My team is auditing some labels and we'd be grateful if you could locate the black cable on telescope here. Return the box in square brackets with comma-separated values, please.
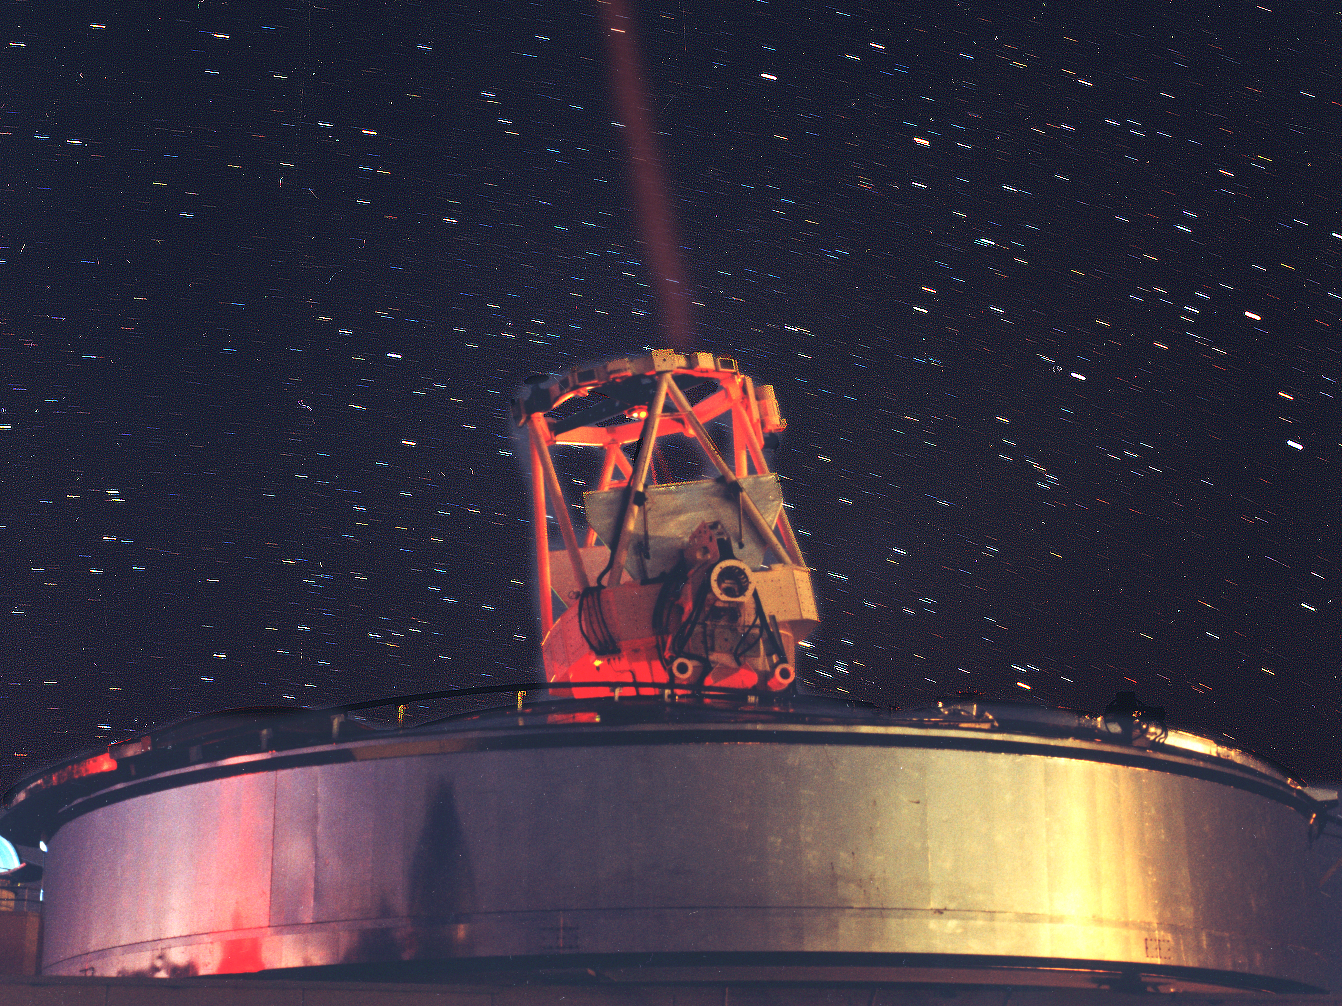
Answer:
[578, 585, 620, 655]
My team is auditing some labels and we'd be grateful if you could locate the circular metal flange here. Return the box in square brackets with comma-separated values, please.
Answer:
[709, 560, 753, 604]
[670, 657, 704, 683]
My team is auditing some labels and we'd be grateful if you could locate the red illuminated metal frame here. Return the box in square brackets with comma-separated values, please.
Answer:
[516, 350, 809, 692]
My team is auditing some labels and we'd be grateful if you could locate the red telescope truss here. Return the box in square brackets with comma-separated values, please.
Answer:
[511, 350, 819, 694]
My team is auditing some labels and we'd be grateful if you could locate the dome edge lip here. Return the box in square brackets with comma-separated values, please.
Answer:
[7, 705, 1324, 850]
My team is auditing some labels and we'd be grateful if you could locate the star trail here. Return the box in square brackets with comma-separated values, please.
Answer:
[1, 1, 1338, 789]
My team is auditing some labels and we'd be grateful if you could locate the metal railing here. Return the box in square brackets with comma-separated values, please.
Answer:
[0, 885, 42, 914]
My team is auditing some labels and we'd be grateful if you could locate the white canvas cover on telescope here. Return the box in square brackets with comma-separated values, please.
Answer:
[582, 474, 784, 582]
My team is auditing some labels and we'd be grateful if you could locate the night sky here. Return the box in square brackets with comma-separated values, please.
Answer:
[2, 1, 1338, 791]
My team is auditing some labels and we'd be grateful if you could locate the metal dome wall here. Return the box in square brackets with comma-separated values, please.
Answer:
[6, 698, 1335, 992]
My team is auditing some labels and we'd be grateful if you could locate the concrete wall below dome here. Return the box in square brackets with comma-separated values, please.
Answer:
[34, 716, 1336, 992]
[0, 908, 41, 975]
